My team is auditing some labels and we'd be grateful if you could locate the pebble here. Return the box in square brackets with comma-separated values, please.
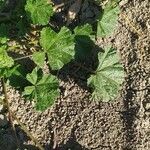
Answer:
[119, 0, 129, 6]
[0, 104, 4, 113]
[145, 103, 150, 111]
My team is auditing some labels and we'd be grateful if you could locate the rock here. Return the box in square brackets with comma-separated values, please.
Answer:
[119, 0, 129, 6]
[145, 103, 150, 111]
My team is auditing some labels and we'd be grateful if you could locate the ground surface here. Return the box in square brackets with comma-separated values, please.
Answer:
[0, 0, 150, 150]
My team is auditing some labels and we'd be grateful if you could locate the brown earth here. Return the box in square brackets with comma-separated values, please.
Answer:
[0, 0, 149, 150]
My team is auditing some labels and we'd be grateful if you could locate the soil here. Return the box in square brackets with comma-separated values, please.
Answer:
[0, 0, 150, 150]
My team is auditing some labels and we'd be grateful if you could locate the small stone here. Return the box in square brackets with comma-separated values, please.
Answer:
[0, 104, 4, 113]
[0, 114, 8, 127]
[119, 0, 129, 7]
[145, 103, 150, 111]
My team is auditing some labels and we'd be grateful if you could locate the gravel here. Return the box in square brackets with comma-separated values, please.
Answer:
[0, 0, 150, 150]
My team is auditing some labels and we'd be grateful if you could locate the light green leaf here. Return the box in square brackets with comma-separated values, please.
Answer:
[97, 2, 119, 37]
[74, 24, 93, 36]
[40, 27, 75, 70]
[0, 45, 14, 68]
[26, 67, 38, 85]
[32, 51, 45, 68]
[88, 47, 124, 101]
[24, 86, 35, 95]
[24, 68, 60, 111]
[0, 65, 20, 78]
[25, 0, 53, 25]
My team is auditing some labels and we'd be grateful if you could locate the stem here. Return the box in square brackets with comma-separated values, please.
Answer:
[14, 54, 32, 61]
[1, 78, 20, 149]
[11, 111, 45, 150]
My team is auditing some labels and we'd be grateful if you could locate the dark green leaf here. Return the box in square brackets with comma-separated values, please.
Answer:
[74, 24, 95, 62]
[74, 35, 94, 62]
[40, 27, 75, 70]
[25, 0, 53, 25]
[23, 67, 60, 110]
[0, 0, 6, 11]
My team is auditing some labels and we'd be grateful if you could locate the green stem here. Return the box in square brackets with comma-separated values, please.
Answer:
[14, 54, 32, 61]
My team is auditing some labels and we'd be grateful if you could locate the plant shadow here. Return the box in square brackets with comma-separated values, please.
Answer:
[53, 128, 89, 150]
[121, 77, 140, 150]
[57, 35, 103, 91]
[0, 125, 39, 150]
[7, 51, 36, 91]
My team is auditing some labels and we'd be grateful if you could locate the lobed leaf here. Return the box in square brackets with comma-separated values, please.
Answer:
[74, 24, 93, 36]
[32, 51, 45, 68]
[26, 67, 38, 85]
[25, 0, 53, 25]
[97, 2, 119, 37]
[88, 47, 124, 101]
[0, 45, 14, 68]
[40, 27, 75, 70]
[74, 24, 95, 62]
[23, 67, 60, 111]
[0, 65, 20, 78]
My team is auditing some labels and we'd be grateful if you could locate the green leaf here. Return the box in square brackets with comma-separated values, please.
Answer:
[16, 18, 29, 36]
[88, 47, 124, 101]
[23, 68, 60, 111]
[35, 75, 59, 110]
[32, 51, 45, 68]
[24, 86, 35, 95]
[40, 27, 75, 70]
[25, 0, 53, 25]
[74, 24, 93, 36]
[0, 45, 14, 68]
[74, 35, 94, 62]
[0, 65, 20, 78]
[26, 67, 38, 85]
[0, 0, 6, 10]
[97, 2, 119, 37]
[74, 24, 96, 62]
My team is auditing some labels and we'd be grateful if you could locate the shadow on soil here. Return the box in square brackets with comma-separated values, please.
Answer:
[121, 77, 140, 149]
[57, 35, 102, 91]
[52, 128, 89, 150]
[5, 35, 103, 150]
[1, 1, 128, 149]
[0, 125, 39, 150]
